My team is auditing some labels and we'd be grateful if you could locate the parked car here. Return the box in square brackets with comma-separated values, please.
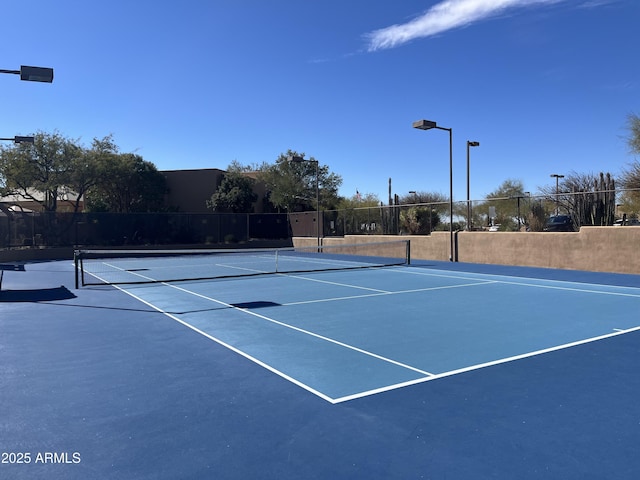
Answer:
[543, 215, 574, 232]
[613, 218, 640, 226]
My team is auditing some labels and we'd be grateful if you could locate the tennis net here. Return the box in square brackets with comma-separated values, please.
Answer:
[74, 240, 410, 287]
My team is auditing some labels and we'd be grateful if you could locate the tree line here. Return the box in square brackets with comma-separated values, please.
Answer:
[0, 132, 166, 213]
[2, 114, 639, 232]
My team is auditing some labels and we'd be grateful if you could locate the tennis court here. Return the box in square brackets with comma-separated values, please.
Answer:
[2, 246, 640, 479]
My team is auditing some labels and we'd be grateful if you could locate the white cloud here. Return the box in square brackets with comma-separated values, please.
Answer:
[365, 0, 568, 51]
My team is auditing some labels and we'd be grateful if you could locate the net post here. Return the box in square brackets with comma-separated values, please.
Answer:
[74, 250, 79, 289]
[406, 239, 411, 265]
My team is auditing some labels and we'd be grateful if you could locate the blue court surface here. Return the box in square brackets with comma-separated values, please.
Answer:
[2, 257, 640, 479]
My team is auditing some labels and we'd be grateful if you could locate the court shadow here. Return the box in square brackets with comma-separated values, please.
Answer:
[231, 301, 281, 309]
[0, 286, 77, 303]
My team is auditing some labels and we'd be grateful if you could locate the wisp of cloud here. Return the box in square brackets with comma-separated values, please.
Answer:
[365, 0, 568, 51]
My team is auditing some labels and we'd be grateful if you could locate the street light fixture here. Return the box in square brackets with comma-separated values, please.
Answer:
[0, 136, 35, 144]
[0, 65, 54, 83]
[466, 141, 480, 230]
[287, 155, 320, 248]
[550, 173, 564, 215]
[413, 119, 455, 261]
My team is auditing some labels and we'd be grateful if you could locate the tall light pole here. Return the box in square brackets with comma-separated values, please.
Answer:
[0, 65, 54, 83]
[550, 173, 564, 215]
[288, 155, 320, 248]
[466, 141, 480, 230]
[413, 119, 455, 261]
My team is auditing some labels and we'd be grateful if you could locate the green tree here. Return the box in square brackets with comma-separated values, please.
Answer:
[65, 135, 118, 213]
[258, 150, 342, 212]
[476, 179, 527, 231]
[398, 191, 447, 206]
[0, 131, 82, 212]
[527, 200, 548, 232]
[86, 153, 167, 213]
[618, 113, 640, 217]
[397, 191, 445, 234]
[336, 192, 381, 210]
[206, 169, 257, 213]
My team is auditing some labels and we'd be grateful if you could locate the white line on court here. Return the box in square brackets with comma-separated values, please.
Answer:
[398, 267, 640, 298]
[281, 273, 391, 293]
[115, 285, 336, 403]
[87, 267, 437, 402]
[332, 325, 640, 403]
[163, 282, 434, 377]
[282, 281, 498, 306]
[84, 264, 640, 404]
[88, 266, 344, 402]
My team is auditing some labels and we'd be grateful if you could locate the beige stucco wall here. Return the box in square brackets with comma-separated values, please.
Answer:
[2, 228, 637, 275]
[457, 227, 638, 273]
[294, 227, 640, 275]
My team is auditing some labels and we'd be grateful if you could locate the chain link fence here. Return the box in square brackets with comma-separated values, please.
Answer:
[1, 188, 637, 248]
[0, 211, 291, 248]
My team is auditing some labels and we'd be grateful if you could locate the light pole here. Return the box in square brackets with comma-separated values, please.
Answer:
[550, 173, 564, 215]
[0, 65, 54, 83]
[0, 136, 35, 144]
[466, 141, 479, 230]
[287, 155, 320, 248]
[413, 119, 455, 261]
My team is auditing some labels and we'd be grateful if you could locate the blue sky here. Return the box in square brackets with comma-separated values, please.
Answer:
[2, 0, 638, 203]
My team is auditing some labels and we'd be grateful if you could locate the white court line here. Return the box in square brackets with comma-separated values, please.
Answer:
[88, 267, 435, 403]
[164, 282, 434, 377]
[332, 325, 640, 403]
[281, 272, 393, 293]
[280, 266, 640, 307]
[120, 286, 335, 402]
[398, 267, 640, 298]
[85, 264, 640, 404]
[283, 281, 498, 306]
[86, 268, 337, 402]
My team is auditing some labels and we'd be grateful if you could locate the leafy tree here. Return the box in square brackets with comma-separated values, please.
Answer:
[0, 131, 82, 212]
[258, 150, 342, 212]
[396, 191, 445, 234]
[527, 200, 548, 232]
[65, 135, 118, 213]
[226, 159, 262, 173]
[476, 179, 527, 231]
[398, 191, 446, 205]
[627, 113, 640, 155]
[618, 113, 640, 217]
[326, 193, 383, 235]
[86, 153, 167, 213]
[0, 131, 166, 214]
[336, 192, 381, 210]
[399, 207, 440, 234]
[206, 168, 257, 213]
